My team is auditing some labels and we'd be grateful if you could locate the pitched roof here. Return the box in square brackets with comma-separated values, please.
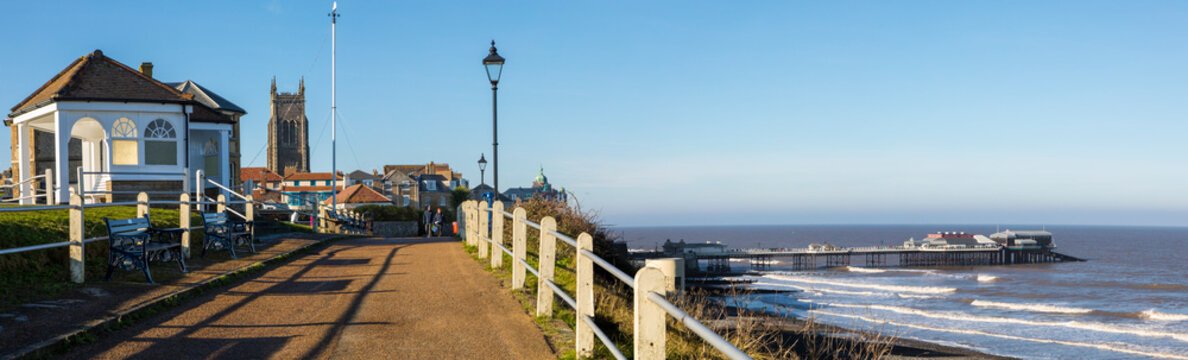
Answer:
[280, 185, 342, 192]
[323, 184, 392, 204]
[8, 50, 194, 118]
[284, 172, 343, 181]
[241, 167, 283, 182]
[168, 80, 247, 115]
[347, 170, 380, 180]
[383, 164, 423, 176]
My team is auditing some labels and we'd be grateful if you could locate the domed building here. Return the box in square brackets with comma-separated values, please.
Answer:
[501, 167, 567, 203]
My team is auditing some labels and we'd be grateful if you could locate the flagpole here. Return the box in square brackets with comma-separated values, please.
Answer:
[330, 2, 339, 209]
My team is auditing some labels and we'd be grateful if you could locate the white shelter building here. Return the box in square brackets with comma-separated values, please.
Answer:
[5, 50, 241, 204]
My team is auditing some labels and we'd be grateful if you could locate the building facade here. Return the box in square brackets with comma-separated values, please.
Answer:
[266, 78, 309, 176]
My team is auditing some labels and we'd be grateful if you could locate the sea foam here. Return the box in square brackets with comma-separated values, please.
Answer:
[813, 310, 1188, 360]
[976, 275, 999, 282]
[970, 300, 1092, 314]
[846, 266, 886, 273]
[1142, 309, 1188, 322]
[821, 302, 1188, 343]
[768, 274, 957, 295]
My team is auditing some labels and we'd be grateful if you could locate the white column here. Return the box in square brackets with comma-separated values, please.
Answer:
[54, 113, 71, 204]
[219, 130, 230, 190]
[16, 122, 30, 204]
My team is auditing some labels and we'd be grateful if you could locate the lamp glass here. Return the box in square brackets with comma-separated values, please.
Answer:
[484, 62, 503, 84]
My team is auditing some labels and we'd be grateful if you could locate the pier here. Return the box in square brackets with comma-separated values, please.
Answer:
[643, 244, 1085, 274]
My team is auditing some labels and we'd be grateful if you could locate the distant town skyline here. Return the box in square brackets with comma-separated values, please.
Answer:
[2, 1, 1185, 227]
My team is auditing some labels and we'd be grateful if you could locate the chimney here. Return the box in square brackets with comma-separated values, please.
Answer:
[139, 62, 154, 78]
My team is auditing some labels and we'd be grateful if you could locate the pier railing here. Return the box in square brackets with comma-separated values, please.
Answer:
[463, 200, 752, 360]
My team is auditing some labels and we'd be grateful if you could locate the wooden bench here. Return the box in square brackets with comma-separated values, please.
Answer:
[199, 212, 255, 259]
[103, 216, 188, 284]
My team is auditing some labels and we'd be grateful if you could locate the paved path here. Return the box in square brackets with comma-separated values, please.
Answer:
[62, 237, 556, 360]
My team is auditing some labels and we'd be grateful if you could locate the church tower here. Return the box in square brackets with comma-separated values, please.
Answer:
[267, 77, 310, 175]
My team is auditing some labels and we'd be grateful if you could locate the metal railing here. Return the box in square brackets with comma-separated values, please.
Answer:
[245, 181, 371, 235]
[464, 200, 752, 360]
[1, 169, 53, 204]
[1, 174, 372, 282]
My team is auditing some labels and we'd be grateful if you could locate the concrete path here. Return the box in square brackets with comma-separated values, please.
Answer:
[61, 237, 556, 360]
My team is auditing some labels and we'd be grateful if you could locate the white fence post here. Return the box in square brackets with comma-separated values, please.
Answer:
[576, 232, 595, 357]
[512, 207, 527, 290]
[216, 194, 227, 214]
[537, 216, 557, 317]
[137, 191, 150, 218]
[246, 194, 255, 239]
[491, 200, 504, 268]
[44, 168, 54, 205]
[69, 194, 85, 283]
[195, 169, 204, 211]
[318, 203, 328, 233]
[180, 193, 191, 258]
[634, 266, 667, 360]
[478, 203, 489, 259]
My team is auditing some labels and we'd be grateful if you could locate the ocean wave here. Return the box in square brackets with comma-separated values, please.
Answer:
[897, 293, 941, 299]
[976, 275, 999, 282]
[813, 310, 1188, 360]
[846, 266, 886, 273]
[1141, 309, 1188, 322]
[970, 300, 1092, 314]
[767, 274, 958, 295]
[752, 281, 889, 297]
[822, 302, 1188, 343]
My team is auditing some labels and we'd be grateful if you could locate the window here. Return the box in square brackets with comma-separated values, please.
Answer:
[439, 196, 447, 206]
[425, 180, 437, 191]
[111, 118, 138, 165]
[144, 119, 177, 165]
[203, 138, 219, 176]
[402, 195, 410, 206]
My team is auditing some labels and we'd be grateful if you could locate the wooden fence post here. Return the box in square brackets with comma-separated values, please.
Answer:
[477, 203, 489, 258]
[245, 194, 255, 239]
[318, 203, 328, 233]
[576, 232, 595, 357]
[537, 216, 557, 317]
[44, 168, 54, 205]
[216, 194, 226, 214]
[512, 207, 527, 289]
[69, 194, 84, 283]
[137, 192, 149, 218]
[180, 193, 191, 258]
[634, 266, 667, 360]
[491, 200, 504, 268]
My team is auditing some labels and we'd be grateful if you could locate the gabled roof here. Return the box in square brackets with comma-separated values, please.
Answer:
[381, 169, 415, 183]
[383, 164, 423, 176]
[324, 184, 391, 204]
[347, 170, 380, 181]
[241, 167, 283, 183]
[8, 50, 194, 119]
[168, 80, 247, 115]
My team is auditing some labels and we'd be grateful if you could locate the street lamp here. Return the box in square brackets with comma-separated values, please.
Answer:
[477, 153, 488, 185]
[483, 40, 505, 198]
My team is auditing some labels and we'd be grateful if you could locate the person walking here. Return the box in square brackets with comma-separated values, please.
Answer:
[433, 208, 444, 236]
[423, 205, 433, 237]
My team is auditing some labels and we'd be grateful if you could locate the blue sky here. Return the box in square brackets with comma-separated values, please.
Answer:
[2, 1, 1186, 227]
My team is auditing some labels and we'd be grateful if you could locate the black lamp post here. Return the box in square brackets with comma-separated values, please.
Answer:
[478, 153, 488, 185]
[483, 40, 505, 198]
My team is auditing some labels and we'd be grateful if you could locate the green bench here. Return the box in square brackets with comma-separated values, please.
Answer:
[199, 212, 255, 259]
[102, 216, 188, 284]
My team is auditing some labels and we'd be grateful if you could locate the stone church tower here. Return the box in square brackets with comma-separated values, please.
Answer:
[267, 77, 310, 175]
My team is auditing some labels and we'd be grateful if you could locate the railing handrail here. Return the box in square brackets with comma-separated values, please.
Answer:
[469, 201, 751, 360]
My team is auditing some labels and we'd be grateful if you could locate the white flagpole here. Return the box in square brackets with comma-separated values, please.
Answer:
[330, 2, 339, 210]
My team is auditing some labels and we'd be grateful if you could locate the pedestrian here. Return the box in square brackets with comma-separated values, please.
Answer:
[423, 205, 432, 237]
[433, 208, 444, 236]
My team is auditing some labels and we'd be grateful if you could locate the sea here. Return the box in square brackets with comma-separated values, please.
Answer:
[615, 225, 1188, 359]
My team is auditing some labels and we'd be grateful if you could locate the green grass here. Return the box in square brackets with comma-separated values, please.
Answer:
[0, 205, 200, 310]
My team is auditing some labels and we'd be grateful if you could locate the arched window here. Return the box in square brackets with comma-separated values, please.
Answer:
[111, 117, 138, 165]
[203, 138, 220, 176]
[144, 119, 177, 165]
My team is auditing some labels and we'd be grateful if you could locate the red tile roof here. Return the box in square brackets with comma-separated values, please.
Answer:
[323, 184, 391, 204]
[241, 167, 283, 183]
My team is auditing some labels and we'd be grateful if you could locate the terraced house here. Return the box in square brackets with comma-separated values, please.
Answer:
[5, 50, 243, 204]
